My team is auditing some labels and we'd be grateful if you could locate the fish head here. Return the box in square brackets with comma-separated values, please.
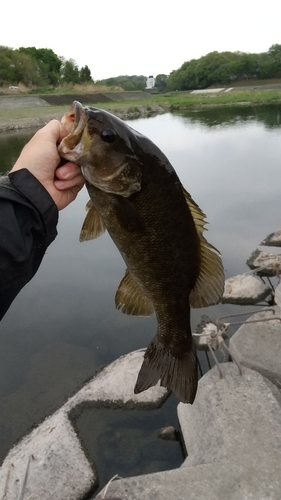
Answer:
[58, 101, 142, 197]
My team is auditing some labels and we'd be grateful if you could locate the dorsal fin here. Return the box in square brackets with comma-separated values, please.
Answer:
[115, 269, 154, 316]
[182, 188, 225, 307]
[79, 199, 106, 241]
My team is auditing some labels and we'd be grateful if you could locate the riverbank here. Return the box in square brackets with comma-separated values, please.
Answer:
[1, 88, 281, 132]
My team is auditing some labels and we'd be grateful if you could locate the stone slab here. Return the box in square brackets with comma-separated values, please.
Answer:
[229, 306, 281, 387]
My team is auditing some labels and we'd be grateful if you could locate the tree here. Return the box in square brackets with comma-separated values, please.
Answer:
[61, 59, 80, 83]
[96, 75, 146, 90]
[0, 46, 43, 86]
[80, 65, 92, 83]
[13, 51, 43, 86]
[155, 74, 168, 92]
[267, 44, 281, 77]
[18, 47, 62, 85]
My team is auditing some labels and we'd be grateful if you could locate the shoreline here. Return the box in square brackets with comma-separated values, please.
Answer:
[0, 106, 166, 133]
[1, 93, 281, 133]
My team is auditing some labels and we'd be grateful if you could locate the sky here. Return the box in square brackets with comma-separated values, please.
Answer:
[2, 0, 281, 81]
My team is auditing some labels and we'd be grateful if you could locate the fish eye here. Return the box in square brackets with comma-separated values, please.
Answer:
[100, 128, 117, 143]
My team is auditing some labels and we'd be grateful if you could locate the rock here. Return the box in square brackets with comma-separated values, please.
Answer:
[246, 249, 281, 277]
[229, 306, 281, 388]
[261, 229, 281, 246]
[222, 273, 272, 304]
[157, 426, 177, 441]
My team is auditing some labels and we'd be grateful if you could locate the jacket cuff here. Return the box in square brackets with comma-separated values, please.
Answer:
[8, 169, 58, 238]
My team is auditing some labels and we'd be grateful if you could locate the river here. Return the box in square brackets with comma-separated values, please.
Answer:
[0, 104, 281, 488]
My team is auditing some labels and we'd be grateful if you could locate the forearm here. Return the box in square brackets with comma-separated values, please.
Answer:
[0, 169, 58, 320]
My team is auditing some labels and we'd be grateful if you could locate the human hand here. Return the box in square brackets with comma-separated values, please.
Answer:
[11, 120, 85, 211]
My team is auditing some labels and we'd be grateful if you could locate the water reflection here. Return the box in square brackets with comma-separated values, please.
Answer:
[0, 107, 281, 478]
[175, 103, 281, 129]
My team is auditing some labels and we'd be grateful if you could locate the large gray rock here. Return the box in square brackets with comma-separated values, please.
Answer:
[229, 306, 281, 387]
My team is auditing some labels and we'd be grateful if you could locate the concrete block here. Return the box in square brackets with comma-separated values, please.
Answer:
[178, 363, 281, 466]
[0, 411, 95, 499]
[261, 229, 281, 246]
[0, 350, 168, 499]
[229, 307, 281, 386]
[246, 249, 281, 276]
[222, 273, 272, 304]
[97, 363, 281, 500]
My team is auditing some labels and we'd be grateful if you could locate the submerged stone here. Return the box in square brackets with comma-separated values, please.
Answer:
[157, 426, 178, 441]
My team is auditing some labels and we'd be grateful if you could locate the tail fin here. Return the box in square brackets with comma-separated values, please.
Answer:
[134, 336, 198, 404]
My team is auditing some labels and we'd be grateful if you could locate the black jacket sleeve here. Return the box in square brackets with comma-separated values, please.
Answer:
[0, 169, 58, 320]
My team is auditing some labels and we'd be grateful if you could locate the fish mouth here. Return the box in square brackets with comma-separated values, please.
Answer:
[61, 100, 84, 133]
[58, 101, 89, 161]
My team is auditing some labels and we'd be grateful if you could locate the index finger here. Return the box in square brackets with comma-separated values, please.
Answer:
[35, 120, 69, 144]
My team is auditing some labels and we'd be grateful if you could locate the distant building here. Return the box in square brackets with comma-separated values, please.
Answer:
[146, 75, 155, 89]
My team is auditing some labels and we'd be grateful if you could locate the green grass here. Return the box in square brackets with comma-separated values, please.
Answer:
[1, 89, 281, 126]
[153, 89, 281, 109]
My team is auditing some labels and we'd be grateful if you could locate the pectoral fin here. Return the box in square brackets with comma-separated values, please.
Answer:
[115, 269, 154, 316]
[79, 200, 106, 241]
[182, 188, 225, 307]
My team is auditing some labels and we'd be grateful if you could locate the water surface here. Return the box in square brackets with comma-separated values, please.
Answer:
[0, 104, 281, 483]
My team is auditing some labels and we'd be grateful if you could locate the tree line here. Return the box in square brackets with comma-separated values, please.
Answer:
[0, 46, 93, 87]
[167, 44, 281, 91]
[1, 44, 281, 91]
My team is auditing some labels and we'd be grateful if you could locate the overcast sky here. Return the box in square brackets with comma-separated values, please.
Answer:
[2, 0, 281, 81]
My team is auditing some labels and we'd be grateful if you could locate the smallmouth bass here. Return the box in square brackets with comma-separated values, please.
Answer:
[58, 102, 224, 403]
